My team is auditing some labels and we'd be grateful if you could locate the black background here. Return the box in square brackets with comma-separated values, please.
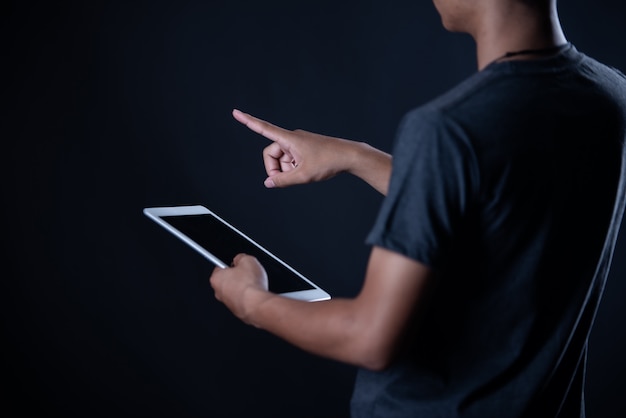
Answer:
[4, 1, 626, 417]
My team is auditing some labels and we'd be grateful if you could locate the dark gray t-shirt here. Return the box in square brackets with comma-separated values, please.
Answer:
[351, 44, 626, 418]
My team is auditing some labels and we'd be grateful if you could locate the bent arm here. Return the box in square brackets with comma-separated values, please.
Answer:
[232, 109, 392, 195]
[211, 246, 433, 370]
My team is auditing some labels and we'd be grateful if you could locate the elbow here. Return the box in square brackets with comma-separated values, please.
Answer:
[352, 338, 396, 372]
[360, 356, 393, 372]
[339, 301, 403, 371]
[342, 316, 399, 371]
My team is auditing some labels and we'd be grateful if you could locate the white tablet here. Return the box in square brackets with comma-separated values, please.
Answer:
[144, 205, 331, 302]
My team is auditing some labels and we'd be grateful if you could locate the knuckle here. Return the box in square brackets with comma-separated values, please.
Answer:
[264, 142, 283, 157]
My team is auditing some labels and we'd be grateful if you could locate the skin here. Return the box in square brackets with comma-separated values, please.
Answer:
[432, 0, 567, 69]
[210, 0, 567, 370]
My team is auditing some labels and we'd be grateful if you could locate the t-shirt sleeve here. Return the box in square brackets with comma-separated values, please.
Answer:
[366, 109, 478, 269]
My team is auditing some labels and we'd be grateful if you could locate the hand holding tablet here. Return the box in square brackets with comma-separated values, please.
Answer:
[144, 205, 330, 302]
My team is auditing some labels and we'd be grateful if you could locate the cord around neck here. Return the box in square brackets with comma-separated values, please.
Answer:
[495, 44, 569, 63]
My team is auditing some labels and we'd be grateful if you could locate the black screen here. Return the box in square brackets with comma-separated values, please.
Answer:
[162, 214, 314, 294]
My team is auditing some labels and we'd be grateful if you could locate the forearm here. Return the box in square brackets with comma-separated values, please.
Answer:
[342, 141, 392, 195]
[211, 248, 432, 371]
[245, 289, 385, 370]
[232, 109, 391, 193]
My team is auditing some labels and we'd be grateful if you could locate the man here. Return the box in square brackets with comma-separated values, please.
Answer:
[209, 0, 626, 416]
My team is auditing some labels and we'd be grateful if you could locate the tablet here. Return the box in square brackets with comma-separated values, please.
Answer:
[143, 205, 331, 302]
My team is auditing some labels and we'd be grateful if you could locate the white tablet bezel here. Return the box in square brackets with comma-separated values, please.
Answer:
[144, 205, 330, 302]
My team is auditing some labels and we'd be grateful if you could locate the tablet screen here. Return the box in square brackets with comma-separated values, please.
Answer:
[162, 214, 315, 294]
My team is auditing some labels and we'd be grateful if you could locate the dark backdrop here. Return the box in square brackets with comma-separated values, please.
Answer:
[4, 1, 625, 417]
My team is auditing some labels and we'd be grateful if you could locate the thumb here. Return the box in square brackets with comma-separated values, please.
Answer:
[264, 170, 302, 188]
[231, 253, 249, 266]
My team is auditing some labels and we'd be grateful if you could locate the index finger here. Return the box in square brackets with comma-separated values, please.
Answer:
[232, 109, 290, 144]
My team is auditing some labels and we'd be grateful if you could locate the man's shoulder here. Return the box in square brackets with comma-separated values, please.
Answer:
[423, 44, 626, 115]
[578, 50, 626, 81]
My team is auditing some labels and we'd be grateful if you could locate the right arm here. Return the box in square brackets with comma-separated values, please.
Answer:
[232, 109, 392, 195]
[210, 246, 434, 370]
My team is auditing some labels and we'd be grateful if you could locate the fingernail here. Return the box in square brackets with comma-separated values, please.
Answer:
[264, 178, 276, 188]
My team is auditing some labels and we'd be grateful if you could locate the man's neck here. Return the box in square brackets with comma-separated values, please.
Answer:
[472, 2, 567, 70]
